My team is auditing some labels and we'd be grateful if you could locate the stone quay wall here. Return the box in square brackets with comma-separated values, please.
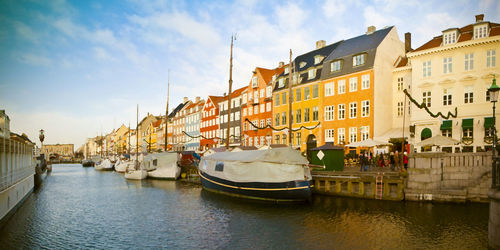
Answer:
[406, 152, 491, 203]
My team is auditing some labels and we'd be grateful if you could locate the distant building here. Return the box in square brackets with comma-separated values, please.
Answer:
[41, 144, 74, 159]
[200, 95, 224, 150]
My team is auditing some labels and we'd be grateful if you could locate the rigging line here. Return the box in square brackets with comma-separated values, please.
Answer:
[243, 118, 320, 132]
[403, 89, 458, 119]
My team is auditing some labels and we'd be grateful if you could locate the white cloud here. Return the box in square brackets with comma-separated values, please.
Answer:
[13, 21, 39, 43]
[323, 0, 346, 18]
[93, 47, 115, 61]
[17, 53, 52, 66]
[363, 6, 400, 29]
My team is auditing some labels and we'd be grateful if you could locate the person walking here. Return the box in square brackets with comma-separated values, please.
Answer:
[403, 152, 408, 171]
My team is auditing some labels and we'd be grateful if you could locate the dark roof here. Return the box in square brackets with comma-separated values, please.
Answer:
[311, 142, 344, 151]
[414, 22, 500, 52]
[320, 26, 393, 80]
[168, 101, 188, 118]
[395, 56, 409, 68]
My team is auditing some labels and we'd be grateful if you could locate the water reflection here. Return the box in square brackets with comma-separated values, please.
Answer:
[0, 164, 489, 249]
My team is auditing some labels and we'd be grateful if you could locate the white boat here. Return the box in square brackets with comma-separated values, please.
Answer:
[199, 147, 312, 202]
[115, 160, 135, 173]
[125, 169, 148, 180]
[95, 159, 114, 171]
[146, 152, 180, 180]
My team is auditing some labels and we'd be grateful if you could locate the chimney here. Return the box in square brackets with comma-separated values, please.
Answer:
[183, 97, 188, 103]
[366, 26, 376, 35]
[405, 32, 412, 53]
[316, 40, 326, 49]
[279, 61, 284, 67]
[475, 14, 484, 23]
[195, 96, 200, 102]
[223, 92, 227, 97]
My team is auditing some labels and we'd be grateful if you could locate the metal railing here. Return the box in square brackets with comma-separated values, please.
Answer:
[0, 137, 36, 192]
[0, 165, 34, 192]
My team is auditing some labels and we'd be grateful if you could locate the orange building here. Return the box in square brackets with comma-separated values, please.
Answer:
[241, 64, 285, 147]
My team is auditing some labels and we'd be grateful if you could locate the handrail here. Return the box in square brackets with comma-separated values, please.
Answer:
[0, 165, 35, 192]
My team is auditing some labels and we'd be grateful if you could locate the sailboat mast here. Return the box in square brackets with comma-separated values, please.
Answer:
[226, 35, 234, 149]
[164, 70, 170, 152]
[136, 104, 139, 166]
[288, 49, 293, 146]
[128, 122, 131, 155]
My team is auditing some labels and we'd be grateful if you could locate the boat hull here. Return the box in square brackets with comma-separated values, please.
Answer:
[199, 170, 311, 202]
[125, 170, 147, 180]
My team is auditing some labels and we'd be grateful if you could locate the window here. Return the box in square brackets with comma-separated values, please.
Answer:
[230, 113, 234, 121]
[487, 85, 491, 102]
[331, 60, 342, 72]
[275, 135, 280, 144]
[349, 102, 357, 119]
[281, 111, 287, 125]
[443, 31, 456, 45]
[443, 88, 452, 106]
[278, 78, 284, 88]
[325, 82, 334, 96]
[338, 104, 345, 120]
[464, 86, 474, 104]
[282, 134, 287, 144]
[353, 54, 366, 67]
[248, 106, 253, 116]
[312, 84, 318, 98]
[243, 122, 247, 131]
[397, 102, 403, 117]
[282, 92, 287, 105]
[423, 91, 431, 107]
[252, 76, 258, 88]
[313, 107, 319, 121]
[235, 111, 240, 120]
[423, 61, 431, 77]
[275, 94, 280, 106]
[254, 106, 258, 115]
[360, 126, 369, 141]
[474, 25, 488, 39]
[349, 77, 357, 92]
[304, 108, 310, 122]
[465, 53, 474, 71]
[463, 128, 473, 138]
[260, 89, 265, 99]
[338, 128, 345, 144]
[296, 109, 301, 123]
[296, 88, 301, 101]
[260, 103, 265, 113]
[442, 128, 452, 137]
[325, 105, 335, 121]
[361, 100, 370, 117]
[361, 74, 370, 90]
[308, 69, 315, 79]
[254, 91, 259, 102]
[349, 127, 357, 143]
[252, 120, 258, 130]
[266, 86, 272, 98]
[304, 86, 310, 100]
[338, 80, 346, 94]
[275, 113, 280, 126]
[314, 56, 322, 64]
[242, 93, 247, 104]
[487, 50, 496, 68]
[397, 77, 403, 91]
[260, 119, 265, 128]
[443, 57, 452, 74]
[260, 136, 265, 146]
[284, 66, 289, 74]
[266, 102, 271, 112]
[249, 137, 253, 146]
[325, 129, 335, 142]
[266, 118, 271, 126]
[296, 132, 301, 146]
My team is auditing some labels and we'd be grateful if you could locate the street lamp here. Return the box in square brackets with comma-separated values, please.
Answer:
[488, 76, 499, 188]
[39, 129, 45, 153]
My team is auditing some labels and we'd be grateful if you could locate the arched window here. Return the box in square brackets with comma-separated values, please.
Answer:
[421, 128, 432, 141]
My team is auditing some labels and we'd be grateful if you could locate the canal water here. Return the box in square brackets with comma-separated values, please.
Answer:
[0, 164, 489, 249]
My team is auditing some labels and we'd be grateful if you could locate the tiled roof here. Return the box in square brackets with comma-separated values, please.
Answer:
[208, 95, 224, 105]
[414, 22, 500, 52]
[152, 120, 162, 127]
[395, 56, 408, 68]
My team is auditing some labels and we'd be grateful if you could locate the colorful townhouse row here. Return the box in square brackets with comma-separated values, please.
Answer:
[80, 14, 499, 156]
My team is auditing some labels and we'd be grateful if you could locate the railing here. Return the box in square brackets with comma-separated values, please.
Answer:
[494, 156, 500, 189]
[0, 165, 34, 192]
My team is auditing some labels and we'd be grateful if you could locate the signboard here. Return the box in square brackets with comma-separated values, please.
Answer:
[317, 150, 324, 160]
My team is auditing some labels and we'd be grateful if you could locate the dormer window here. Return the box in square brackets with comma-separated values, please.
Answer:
[442, 30, 457, 45]
[252, 76, 258, 88]
[278, 78, 284, 88]
[353, 53, 366, 67]
[474, 24, 488, 39]
[314, 56, 323, 65]
[331, 60, 342, 72]
[299, 62, 306, 68]
[308, 69, 316, 79]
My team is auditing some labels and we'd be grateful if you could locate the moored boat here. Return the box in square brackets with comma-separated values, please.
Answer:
[115, 160, 135, 173]
[95, 159, 114, 171]
[82, 159, 94, 167]
[124, 168, 147, 180]
[146, 152, 180, 180]
[198, 147, 312, 203]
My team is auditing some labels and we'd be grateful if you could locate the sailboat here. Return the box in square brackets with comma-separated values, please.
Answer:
[198, 37, 313, 202]
[125, 104, 148, 180]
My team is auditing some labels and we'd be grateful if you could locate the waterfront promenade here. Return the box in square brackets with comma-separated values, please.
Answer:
[0, 164, 489, 249]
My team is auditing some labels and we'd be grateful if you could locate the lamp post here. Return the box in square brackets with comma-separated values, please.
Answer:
[488, 77, 499, 188]
[39, 129, 45, 154]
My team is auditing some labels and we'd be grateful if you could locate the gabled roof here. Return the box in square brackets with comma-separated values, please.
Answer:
[152, 120, 162, 128]
[168, 101, 188, 118]
[395, 56, 409, 68]
[414, 21, 500, 52]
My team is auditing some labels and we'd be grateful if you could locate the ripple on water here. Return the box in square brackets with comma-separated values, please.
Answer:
[0, 164, 490, 249]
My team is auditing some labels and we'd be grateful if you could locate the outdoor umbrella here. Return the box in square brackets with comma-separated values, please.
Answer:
[415, 135, 460, 147]
[346, 138, 392, 147]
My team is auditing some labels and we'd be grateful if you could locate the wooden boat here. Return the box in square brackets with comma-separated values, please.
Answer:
[199, 147, 312, 202]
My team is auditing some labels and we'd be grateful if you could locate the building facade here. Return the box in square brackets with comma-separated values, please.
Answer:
[41, 144, 74, 158]
[200, 95, 224, 149]
[218, 87, 245, 147]
[407, 14, 499, 152]
[184, 97, 205, 151]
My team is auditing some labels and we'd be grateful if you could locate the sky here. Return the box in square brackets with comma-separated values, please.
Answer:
[1, 0, 499, 149]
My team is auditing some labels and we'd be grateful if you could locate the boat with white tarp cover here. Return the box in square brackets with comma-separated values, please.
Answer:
[198, 147, 312, 202]
[146, 152, 180, 180]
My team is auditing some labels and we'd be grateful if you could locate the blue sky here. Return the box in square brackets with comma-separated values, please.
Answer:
[1, 0, 499, 148]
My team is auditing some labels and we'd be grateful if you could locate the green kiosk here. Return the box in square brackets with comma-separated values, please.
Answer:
[310, 142, 345, 171]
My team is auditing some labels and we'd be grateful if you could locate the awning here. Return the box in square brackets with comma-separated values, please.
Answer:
[421, 128, 432, 140]
[462, 118, 474, 129]
[440, 120, 452, 130]
[484, 117, 494, 128]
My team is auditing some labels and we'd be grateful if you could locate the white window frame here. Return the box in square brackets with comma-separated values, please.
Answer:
[361, 74, 370, 90]
[349, 127, 357, 143]
[338, 104, 345, 120]
[325, 82, 334, 96]
[266, 102, 271, 112]
[266, 86, 272, 98]
[464, 86, 474, 104]
[349, 77, 357, 92]
[443, 57, 452, 74]
[361, 100, 370, 117]
[423, 61, 431, 77]
[423, 91, 431, 107]
[324, 105, 335, 121]
[487, 49, 496, 68]
[338, 80, 346, 94]
[465, 53, 474, 71]
[308, 69, 315, 79]
[325, 129, 335, 142]
[349, 102, 357, 119]
[338, 128, 345, 144]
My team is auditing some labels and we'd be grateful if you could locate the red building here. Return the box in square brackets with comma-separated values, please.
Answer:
[200, 95, 224, 149]
[241, 64, 285, 147]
